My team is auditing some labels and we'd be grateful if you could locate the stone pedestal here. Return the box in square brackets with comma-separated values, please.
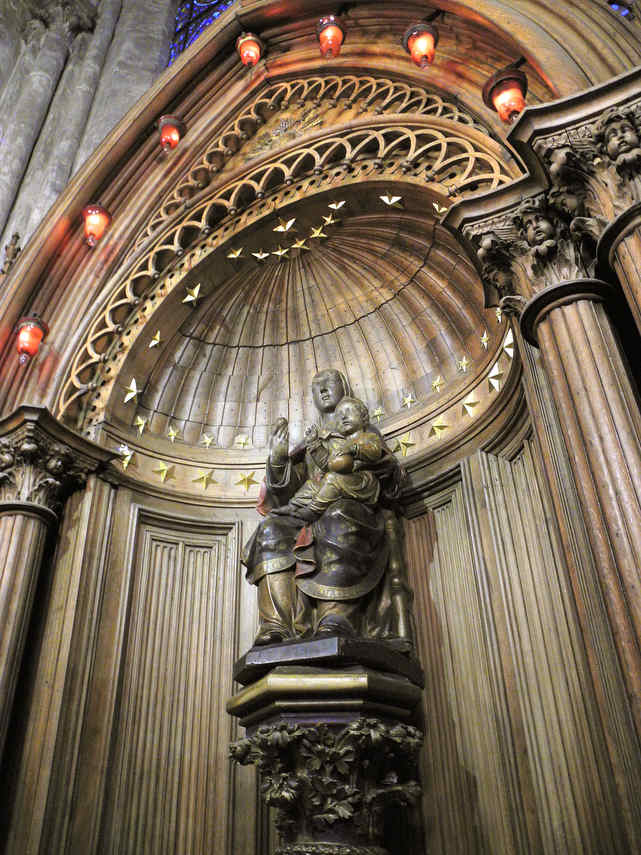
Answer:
[228, 638, 424, 855]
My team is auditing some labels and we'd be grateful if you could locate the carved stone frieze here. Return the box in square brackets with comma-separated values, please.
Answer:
[230, 718, 422, 854]
[0, 406, 113, 515]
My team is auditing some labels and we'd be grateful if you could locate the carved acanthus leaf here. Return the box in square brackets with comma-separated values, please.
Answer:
[0, 421, 95, 512]
[230, 718, 422, 848]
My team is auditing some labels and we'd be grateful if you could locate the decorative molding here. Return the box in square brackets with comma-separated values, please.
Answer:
[17, 0, 96, 40]
[133, 73, 491, 251]
[57, 116, 514, 427]
[520, 278, 615, 346]
[0, 406, 113, 516]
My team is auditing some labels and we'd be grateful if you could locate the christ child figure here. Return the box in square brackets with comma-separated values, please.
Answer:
[272, 396, 383, 523]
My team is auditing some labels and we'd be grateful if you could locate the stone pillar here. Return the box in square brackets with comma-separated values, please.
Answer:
[0, 405, 111, 761]
[0, 1, 95, 236]
[228, 639, 424, 854]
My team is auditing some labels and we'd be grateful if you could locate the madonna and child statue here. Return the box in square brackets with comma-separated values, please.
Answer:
[241, 368, 417, 650]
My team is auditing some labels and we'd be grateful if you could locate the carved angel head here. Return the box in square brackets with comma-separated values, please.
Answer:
[514, 196, 558, 256]
[593, 107, 641, 175]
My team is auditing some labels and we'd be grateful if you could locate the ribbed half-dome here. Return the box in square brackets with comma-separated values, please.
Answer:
[133, 213, 498, 448]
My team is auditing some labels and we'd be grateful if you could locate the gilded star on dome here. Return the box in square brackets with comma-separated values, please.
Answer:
[149, 330, 161, 349]
[167, 424, 180, 443]
[236, 471, 259, 491]
[274, 217, 296, 233]
[193, 470, 217, 489]
[153, 461, 174, 483]
[328, 200, 346, 210]
[432, 375, 445, 393]
[457, 356, 470, 373]
[201, 433, 215, 447]
[310, 225, 328, 239]
[183, 283, 201, 305]
[272, 245, 289, 259]
[488, 362, 504, 392]
[429, 418, 448, 439]
[124, 378, 139, 403]
[227, 247, 244, 259]
[252, 249, 270, 261]
[401, 392, 416, 409]
[322, 213, 339, 226]
[394, 433, 415, 457]
[291, 238, 310, 251]
[134, 415, 147, 436]
[481, 330, 489, 349]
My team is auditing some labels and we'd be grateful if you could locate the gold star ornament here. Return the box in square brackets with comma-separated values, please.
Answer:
[328, 200, 346, 210]
[192, 470, 217, 490]
[457, 356, 470, 373]
[153, 461, 174, 483]
[380, 193, 402, 208]
[134, 415, 147, 436]
[167, 424, 180, 443]
[149, 330, 161, 349]
[432, 375, 445, 393]
[291, 238, 310, 251]
[310, 225, 328, 239]
[462, 398, 480, 417]
[488, 362, 504, 392]
[272, 245, 289, 259]
[119, 444, 135, 470]
[394, 433, 415, 457]
[481, 330, 489, 349]
[401, 392, 416, 409]
[252, 249, 270, 261]
[503, 329, 514, 359]
[274, 217, 296, 233]
[234, 434, 251, 449]
[322, 213, 339, 226]
[236, 471, 259, 491]
[183, 283, 201, 305]
[123, 378, 139, 403]
[201, 433, 215, 448]
[227, 247, 244, 259]
[372, 407, 384, 423]
[429, 418, 448, 439]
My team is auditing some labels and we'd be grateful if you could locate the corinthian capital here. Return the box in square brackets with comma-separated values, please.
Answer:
[0, 406, 112, 516]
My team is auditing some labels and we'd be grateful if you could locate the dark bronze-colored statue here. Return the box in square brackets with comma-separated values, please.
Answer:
[241, 368, 416, 648]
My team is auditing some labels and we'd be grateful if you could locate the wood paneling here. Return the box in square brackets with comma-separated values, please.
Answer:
[406, 441, 635, 854]
[100, 512, 240, 855]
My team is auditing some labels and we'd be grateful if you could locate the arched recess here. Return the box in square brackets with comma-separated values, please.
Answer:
[2, 0, 633, 425]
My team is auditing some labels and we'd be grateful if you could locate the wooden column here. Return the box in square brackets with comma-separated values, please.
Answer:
[521, 279, 641, 742]
[0, 406, 112, 764]
[599, 203, 641, 335]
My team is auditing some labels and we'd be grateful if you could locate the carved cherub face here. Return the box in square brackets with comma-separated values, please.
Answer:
[604, 119, 640, 160]
[312, 370, 346, 413]
[335, 398, 369, 436]
[522, 211, 555, 248]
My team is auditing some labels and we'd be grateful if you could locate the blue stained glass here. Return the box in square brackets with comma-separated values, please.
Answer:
[169, 0, 237, 65]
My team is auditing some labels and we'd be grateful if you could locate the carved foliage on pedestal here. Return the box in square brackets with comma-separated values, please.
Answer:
[18, 1, 96, 41]
[0, 421, 92, 513]
[230, 718, 422, 855]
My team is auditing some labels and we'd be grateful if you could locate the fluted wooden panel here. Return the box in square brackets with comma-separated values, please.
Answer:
[406, 489, 529, 855]
[468, 445, 627, 853]
[101, 517, 240, 855]
[406, 442, 638, 854]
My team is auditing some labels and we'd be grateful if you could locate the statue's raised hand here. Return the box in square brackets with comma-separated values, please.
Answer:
[269, 417, 289, 466]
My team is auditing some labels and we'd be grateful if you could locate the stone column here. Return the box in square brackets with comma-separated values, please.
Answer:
[0, 1, 95, 236]
[0, 405, 111, 761]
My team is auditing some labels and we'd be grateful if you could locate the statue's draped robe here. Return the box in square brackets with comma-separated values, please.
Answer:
[241, 424, 413, 642]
